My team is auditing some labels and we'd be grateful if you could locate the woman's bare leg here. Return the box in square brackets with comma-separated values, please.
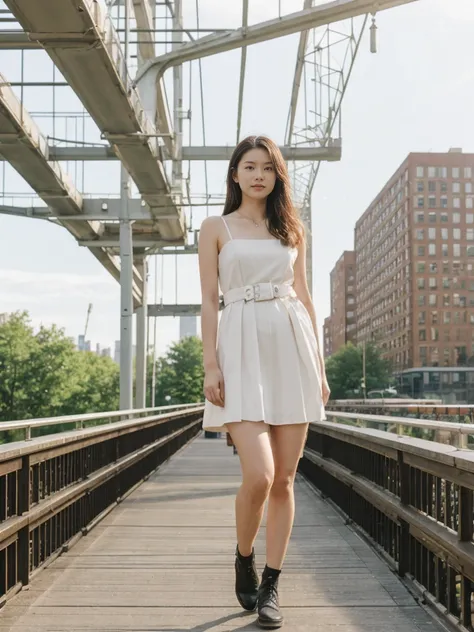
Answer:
[266, 423, 309, 569]
[227, 421, 274, 556]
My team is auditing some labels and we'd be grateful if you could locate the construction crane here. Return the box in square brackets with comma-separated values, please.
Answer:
[84, 303, 93, 340]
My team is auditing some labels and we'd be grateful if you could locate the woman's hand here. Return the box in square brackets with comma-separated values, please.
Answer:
[322, 378, 331, 406]
[204, 366, 225, 407]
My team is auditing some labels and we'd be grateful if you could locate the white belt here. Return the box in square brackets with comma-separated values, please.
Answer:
[223, 282, 296, 306]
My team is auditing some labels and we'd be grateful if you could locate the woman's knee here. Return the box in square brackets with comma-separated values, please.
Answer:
[270, 472, 295, 498]
[243, 469, 274, 504]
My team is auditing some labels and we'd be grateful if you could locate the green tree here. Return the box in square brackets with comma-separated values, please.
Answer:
[61, 351, 119, 417]
[154, 336, 204, 406]
[325, 342, 392, 400]
[0, 311, 36, 422]
[0, 312, 120, 437]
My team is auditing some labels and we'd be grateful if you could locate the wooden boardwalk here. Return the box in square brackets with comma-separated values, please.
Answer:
[1, 435, 446, 631]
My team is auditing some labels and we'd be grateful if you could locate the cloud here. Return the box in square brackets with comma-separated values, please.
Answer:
[0, 269, 118, 301]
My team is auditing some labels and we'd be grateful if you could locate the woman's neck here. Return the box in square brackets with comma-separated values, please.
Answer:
[237, 195, 267, 221]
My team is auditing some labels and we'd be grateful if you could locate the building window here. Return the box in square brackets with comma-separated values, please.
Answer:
[417, 262, 425, 273]
[416, 166, 424, 178]
[418, 246, 425, 256]
[431, 328, 439, 341]
[467, 229, 474, 241]
[418, 295, 426, 306]
[443, 294, 450, 306]
[441, 182, 448, 193]
[428, 212, 436, 223]
[454, 244, 461, 257]
[467, 213, 474, 224]
[441, 213, 448, 223]
[430, 263, 438, 273]
[443, 277, 450, 288]
[428, 167, 436, 178]
[419, 329, 426, 341]
[440, 196, 448, 208]
[417, 278, 425, 289]
[417, 196, 424, 208]
[429, 294, 437, 306]
[429, 278, 437, 289]
[444, 311, 451, 324]
[466, 182, 473, 193]
[441, 228, 448, 239]
[468, 246, 474, 257]
[416, 181, 424, 192]
[453, 197, 461, 208]
[416, 229, 424, 240]
[432, 311, 439, 324]
[453, 167, 460, 178]
[429, 181, 436, 192]
[442, 244, 449, 256]
[453, 212, 461, 223]
[453, 182, 461, 193]
[453, 228, 461, 240]
[467, 198, 474, 209]
[416, 212, 424, 223]
[418, 311, 426, 324]
[428, 196, 436, 208]
[428, 227, 436, 239]
[429, 244, 436, 256]
[465, 167, 472, 178]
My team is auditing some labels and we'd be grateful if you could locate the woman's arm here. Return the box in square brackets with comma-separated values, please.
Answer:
[292, 233, 327, 383]
[198, 216, 225, 406]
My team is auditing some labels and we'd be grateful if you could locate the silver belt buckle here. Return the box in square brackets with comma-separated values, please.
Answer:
[253, 282, 276, 302]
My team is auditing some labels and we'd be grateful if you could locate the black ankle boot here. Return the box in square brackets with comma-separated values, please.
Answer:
[257, 566, 283, 629]
[235, 545, 259, 611]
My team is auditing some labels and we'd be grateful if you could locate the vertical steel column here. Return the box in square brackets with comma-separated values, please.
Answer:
[135, 258, 148, 407]
[172, 0, 183, 200]
[119, 165, 134, 410]
[119, 0, 133, 410]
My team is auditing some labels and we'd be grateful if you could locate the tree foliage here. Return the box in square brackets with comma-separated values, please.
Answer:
[325, 342, 392, 400]
[0, 312, 119, 434]
[154, 336, 204, 406]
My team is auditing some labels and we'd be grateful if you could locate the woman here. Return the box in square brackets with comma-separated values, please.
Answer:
[198, 135, 330, 629]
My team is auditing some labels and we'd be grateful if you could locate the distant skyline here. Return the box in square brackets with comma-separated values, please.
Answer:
[0, 0, 473, 357]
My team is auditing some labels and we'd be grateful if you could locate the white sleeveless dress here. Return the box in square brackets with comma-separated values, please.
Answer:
[202, 217, 326, 432]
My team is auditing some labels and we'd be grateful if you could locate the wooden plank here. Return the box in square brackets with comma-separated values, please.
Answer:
[0, 435, 447, 631]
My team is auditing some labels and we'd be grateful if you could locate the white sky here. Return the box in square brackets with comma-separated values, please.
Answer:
[0, 0, 473, 356]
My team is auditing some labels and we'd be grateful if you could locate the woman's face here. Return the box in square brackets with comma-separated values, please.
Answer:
[232, 147, 277, 200]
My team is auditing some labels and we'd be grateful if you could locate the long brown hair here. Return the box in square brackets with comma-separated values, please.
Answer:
[222, 135, 304, 248]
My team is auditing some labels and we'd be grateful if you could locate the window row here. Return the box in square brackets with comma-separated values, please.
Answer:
[416, 181, 473, 194]
[415, 212, 474, 224]
[418, 310, 474, 324]
[415, 228, 474, 240]
[416, 166, 473, 179]
[419, 327, 474, 342]
[415, 196, 474, 209]
[416, 245, 474, 257]
[417, 295, 474, 308]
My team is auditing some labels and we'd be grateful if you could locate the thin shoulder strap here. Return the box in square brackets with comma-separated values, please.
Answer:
[221, 216, 233, 241]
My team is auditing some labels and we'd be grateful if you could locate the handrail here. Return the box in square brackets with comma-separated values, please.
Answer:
[0, 402, 203, 440]
[325, 410, 474, 448]
[300, 421, 474, 628]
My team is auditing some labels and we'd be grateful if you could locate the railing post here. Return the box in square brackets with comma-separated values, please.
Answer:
[18, 455, 31, 587]
[398, 450, 410, 577]
[458, 486, 473, 627]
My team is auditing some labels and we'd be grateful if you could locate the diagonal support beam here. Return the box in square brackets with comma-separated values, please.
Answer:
[0, 74, 143, 300]
[236, 0, 249, 143]
[286, 0, 314, 145]
[135, 0, 419, 84]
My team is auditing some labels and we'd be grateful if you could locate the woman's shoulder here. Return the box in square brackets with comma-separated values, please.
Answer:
[200, 215, 224, 234]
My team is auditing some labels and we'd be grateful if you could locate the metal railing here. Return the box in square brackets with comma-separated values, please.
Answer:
[0, 403, 202, 441]
[325, 410, 474, 448]
[0, 403, 204, 606]
[300, 421, 474, 630]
